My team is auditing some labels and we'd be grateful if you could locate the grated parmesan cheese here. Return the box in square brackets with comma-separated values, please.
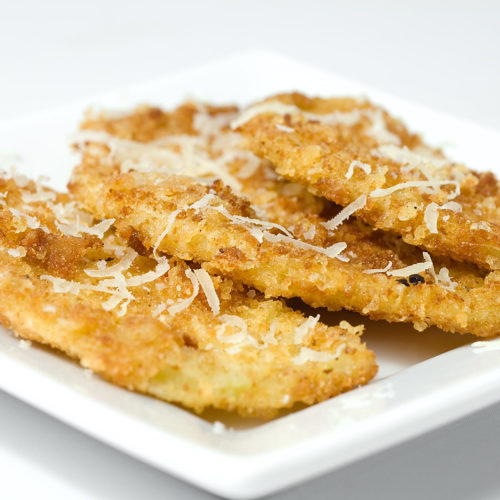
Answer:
[42, 252, 169, 316]
[153, 208, 184, 257]
[275, 124, 294, 133]
[77, 108, 354, 262]
[130, 260, 171, 287]
[364, 109, 400, 145]
[345, 160, 372, 179]
[216, 314, 258, 350]
[192, 108, 236, 136]
[303, 225, 316, 240]
[470, 221, 492, 232]
[212, 421, 226, 434]
[8, 207, 41, 230]
[18, 339, 31, 349]
[370, 180, 460, 199]
[193, 268, 220, 316]
[422, 252, 458, 291]
[73, 111, 259, 194]
[56, 217, 115, 239]
[21, 185, 57, 203]
[294, 315, 320, 344]
[292, 344, 345, 365]
[363, 261, 393, 274]
[232, 153, 261, 179]
[231, 100, 365, 130]
[231, 100, 402, 146]
[167, 269, 199, 316]
[7, 246, 27, 258]
[261, 322, 279, 345]
[388, 255, 432, 277]
[423, 201, 462, 233]
[262, 232, 347, 259]
[84, 249, 137, 278]
[375, 144, 447, 179]
[322, 195, 367, 232]
[436, 267, 458, 291]
[5, 167, 30, 188]
[152, 303, 166, 318]
[211, 204, 293, 242]
[152, 193, 218, 256]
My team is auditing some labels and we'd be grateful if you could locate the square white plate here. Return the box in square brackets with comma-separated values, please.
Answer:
[1, 51, 500, 499]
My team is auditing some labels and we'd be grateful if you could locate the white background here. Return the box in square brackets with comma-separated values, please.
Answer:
[1, 1, 500, 499]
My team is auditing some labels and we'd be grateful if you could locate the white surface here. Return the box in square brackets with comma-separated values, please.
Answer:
[1, 2, 500, 499]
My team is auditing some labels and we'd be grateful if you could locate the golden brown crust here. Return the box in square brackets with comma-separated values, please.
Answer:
[0, 177, 377, 417]
[237, 93, 500, 270]
[69, 104, 500, 337]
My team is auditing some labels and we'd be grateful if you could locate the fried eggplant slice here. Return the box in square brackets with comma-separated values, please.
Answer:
[0, 175, 377, 417]
[69, 104, 500, 337]
[235, 93, 500, 270]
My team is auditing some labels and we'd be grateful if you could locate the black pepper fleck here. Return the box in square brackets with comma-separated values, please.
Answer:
[409, 274, 425, 285]
[397, 278, 410, 287]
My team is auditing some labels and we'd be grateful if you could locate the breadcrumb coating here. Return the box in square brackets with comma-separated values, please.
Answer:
[0, 176, 377, 417]
[69, 104, 500, 337]
[236, 93, 500, 270]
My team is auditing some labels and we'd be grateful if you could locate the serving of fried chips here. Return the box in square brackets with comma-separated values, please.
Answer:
[1, 92, 498, 418]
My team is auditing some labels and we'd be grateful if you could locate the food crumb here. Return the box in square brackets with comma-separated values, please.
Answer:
[212, 421, 226, 434]
[19, 339, 31, 349]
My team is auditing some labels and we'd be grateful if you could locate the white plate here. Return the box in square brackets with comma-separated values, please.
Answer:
[1, 51, 500, 499]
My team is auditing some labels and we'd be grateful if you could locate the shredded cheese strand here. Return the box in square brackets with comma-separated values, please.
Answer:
[363, 261, 393, 275]
[345, 160, 372, 179]
[292, 345, 346, 365]
[424, 201, 462, 234]
[262, 232, 347, 260]
[167, 269, 200, 316]
[231, 101, 364, 130]
[322, 195, 367, 231]
[388, 256, 432, 277]
[370, 180, 460, 199]
[294, 315, 320, 344]
[193, 268, 220, 316]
